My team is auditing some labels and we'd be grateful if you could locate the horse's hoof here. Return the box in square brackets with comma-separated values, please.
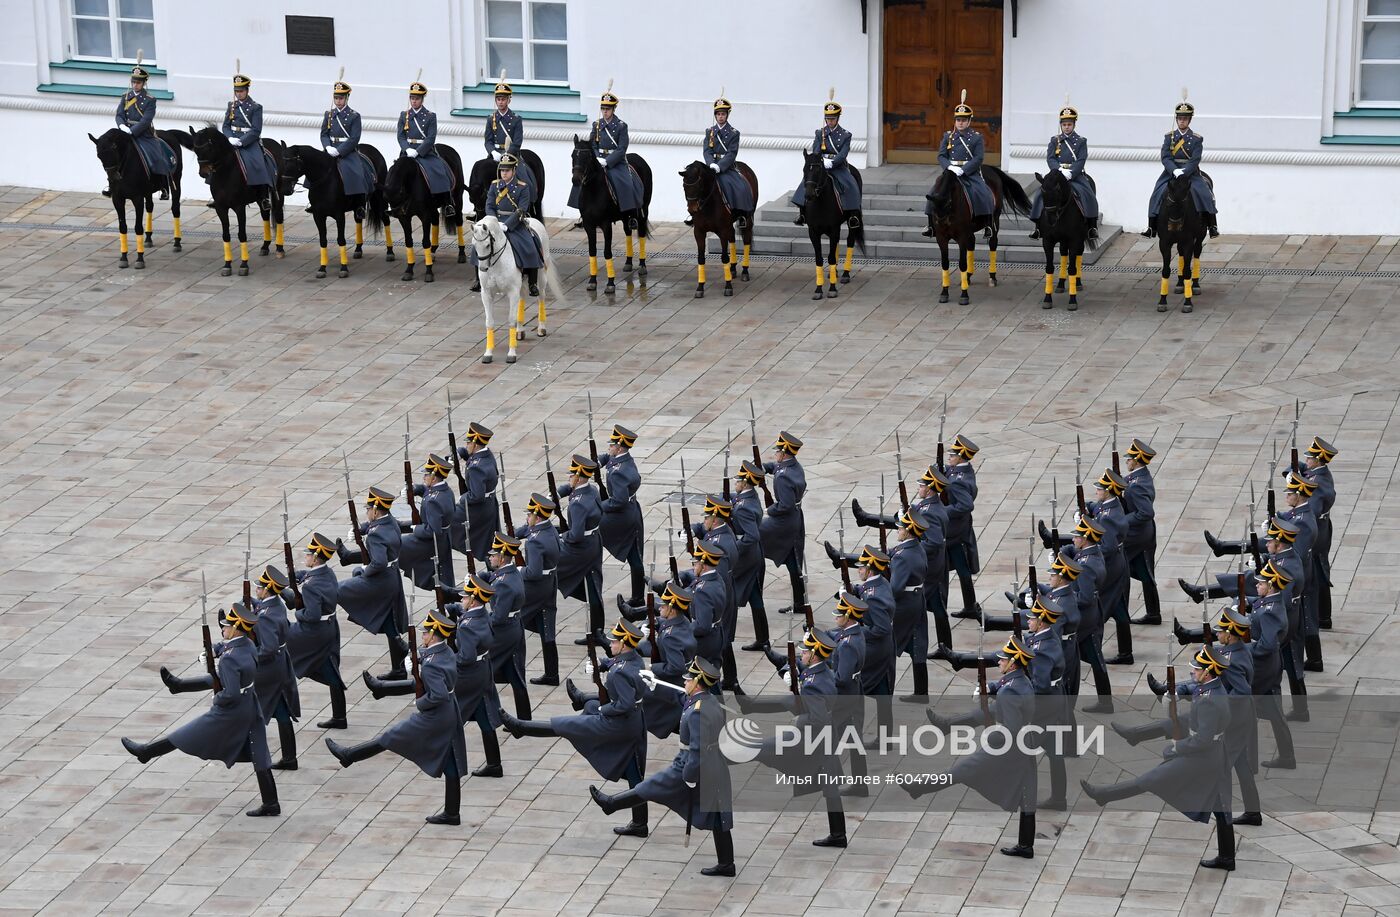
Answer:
[1175, 282, 1184, 293]
[144, 233, 153, 245]
[385, 252, 395, 263]
[315, 269, 327, 279]
[259, 245, 269, 257]
[586, 281, 597, 292]
[275, 248, 284, 259]
[604, 282, 615, 294]
[938, 292, 949, 304]
[118, 261, 129, 269]
[1183, 300, 1193, 312]
[638, 262, 647, 278]
[695, 289, 705, 299]
[811, 290, 824, 301]
[424, 272, 434, 284]
[1067, 300, 1078, 311]
[741, 268, 750, 281]
[723, 285, 733, 297]
[959, 294, 970, 305]
[536, 327, 547, 338]
[457, 252, 466, 264]
[1156, 303, 1168, 313]
[840, 271, 850, 284]
[506, 354, 517, 364]
[172, 241, 182, 252]
[220, 265, 232, 276]
[133, 260, 145, 270]
[989, 274, 998, 287]
[826, 288, 838, 299]
[1056, 280, 1066, 292]
[481, 354, 493, 364]
[401, 272, 414, 282]
[338, 268, 349, 278]
[1042, 299, 1053, 310]
[238, 264, 249, 276]
[352, 250, 363, 261]
[623, 258, 634, 273]
[470, 282, 481, 293]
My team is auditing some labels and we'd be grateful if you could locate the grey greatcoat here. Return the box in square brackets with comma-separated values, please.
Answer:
[287, 563, 343, 690]
[453, 604, 500, 728]
[642, 615, 697, 739]
[516, 519, 560, 640]
[249, 594, 301, 722]
[551, 649, 647, 781]
[952, 668, 1037, 811]
[729, 487, 765, 606]
[635, 689, 733, 831]
[599, 451, 644, 562]
[760, 457, 806, 565]
[400, 481, 456, 590]
[452, 447, 499, 560]
[555, 482, 603, 597]
[485, 562, 527, 691]
[168, 636, 272, 769]
[378, 640, 469, 778]
[337, 514, 409, 636]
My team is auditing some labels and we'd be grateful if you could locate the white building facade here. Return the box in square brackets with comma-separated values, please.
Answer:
[0, 0, 1396, 233]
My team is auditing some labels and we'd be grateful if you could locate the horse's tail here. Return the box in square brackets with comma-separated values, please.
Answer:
[164, 128, 194, 150]
[528, 217, 568, 307]
[849, 218, 866, 258]
[988, 166, 1032, 219]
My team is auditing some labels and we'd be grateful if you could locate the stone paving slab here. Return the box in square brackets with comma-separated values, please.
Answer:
[0, 186, 1398, 915]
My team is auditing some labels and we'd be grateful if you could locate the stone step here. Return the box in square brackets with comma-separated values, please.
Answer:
[737, 224, 1122, 264]
[748, 218, 1075, 245]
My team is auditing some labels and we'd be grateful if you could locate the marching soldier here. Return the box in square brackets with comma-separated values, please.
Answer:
[398, 79, 456, 217]
[762, 431, 808, 615]
[1279, 473, 1323, 672]
[481, 150, 543, 296]
[515, 493, 561, 687]
[914, 635, 1040, 859]
[599, 425, 647, 604]
[111, 60, 174, 199]
[638, 583, 698, 739]
[791, 90, 861, 226]
[922, 93, 994, 235]
[453, 421, 500, 562]
[588, 657, 736, 878]
[1059, 517, 1114, 713]
[223, 70, 274, 211]
[1027, 104, 1100, 241]
[681, 497, 741, 690]
[482, 533, 532, 726]
[688, 540, 730, 668]
[829, 592, 869, 792]
[124, 604, 280, 817]
[470, 75, 538, 219]
[1122, 440, 1162, 626]
[732, 460, 770, 651]
[702, 96, 755, 227]
[452, 575, 504, 778]
[320, 77, 376, 221]
[556, 456, 607, 645]
[286, 533, 347, 730]
[568, 83, 646, 225]
[1300, 437, 1338, 630]
[1144, 94, 1219, 239]
[335, 486, 411, 679]
[504, 620, 650, 838]
[945, 435, 983, 619]
[1087, 469, 1133, 664]
[400, 454, 457, 591]
[326, 605, 468, 825]
[848, 546, 896, 735]
[1081, 644, 1235, 871]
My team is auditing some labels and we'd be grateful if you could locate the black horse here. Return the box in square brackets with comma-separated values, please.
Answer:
[925, 166, 1031, 305]
[798, 151, 864, 301]
[679, 160, 758, 298]
[88, 127, 184, 268]
[383, 143, 467, 283]
[280, 144, 389, 278]
[1156, 173, 1208, 313]
[570, 136, 652, 293]
[1033, 170, 1095, 310]
[181, 126, 286, 276]
[468, 148, 546, 222]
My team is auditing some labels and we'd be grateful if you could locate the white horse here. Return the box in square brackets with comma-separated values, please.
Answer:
[472, 215, 565, 364]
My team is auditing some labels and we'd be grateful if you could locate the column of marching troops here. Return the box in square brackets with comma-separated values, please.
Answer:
[120, 410, 1342, 878]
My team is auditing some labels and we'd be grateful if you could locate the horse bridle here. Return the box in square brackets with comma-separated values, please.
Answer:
[682, 169, 717, 213]
[476, 226, 506, 271]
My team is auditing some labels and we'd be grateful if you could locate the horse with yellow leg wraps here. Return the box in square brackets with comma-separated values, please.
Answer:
[1155, 173, 1207, 314]
[182, 126, 285, 276]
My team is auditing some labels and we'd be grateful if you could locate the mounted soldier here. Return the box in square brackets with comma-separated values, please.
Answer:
[1145, 92, 1218, 239]
[702, 95, 755, 228]
[397, 78, 456, 218]
[469, 73, 538, 219]
[923, 90, 994, 234]
[221, 67, 274, 211]
[481, 148, 543, 296]
[792, 89, 861, 227]
[569, 81, 646, 224]
[1028, 104, 1099, 242]
[319, 74, 376, 221]
[111, 55, 174, 199]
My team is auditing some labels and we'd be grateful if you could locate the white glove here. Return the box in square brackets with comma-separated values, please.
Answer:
[491, 150, 502, 161]
[1073, 511, 1084, 526]
[325, 145, 340, 157]
[119, 125, 131, 134]
[229, 137, 242, 148]
[685, 780, 697, 789]
[822, 159, 833, 170]
[399, 486, 408, 503]
[949, 166, 965, 177]
[406, 148, 418, 159]
[971, 684, 983, 697]
[1173, 168, 1185, 178]
[581, 660, 595, 678]
[345, 528, 358, 544]
[709, 162, 720, 173]
[1045, 550, 1056, 568]
[1058, 165, 1071, 175]
[639, 668, 657, 688]
[596, 157, 607, 167]
[197, 651, 208, 667]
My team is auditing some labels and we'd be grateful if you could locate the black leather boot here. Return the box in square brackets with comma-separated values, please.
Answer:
[813, 810, 848, 847]
[898, 663, 929, 702]
[500, 710, 556, 739]
[1079, 778, 1143, 805]
[363, 669, 414, 700]
[1000, 811, 1035, 858]
[246, 769, 281, 817]
[1200, 814, 1235, 869]
[271, 716, 298, 770]
[160, 667, 213, 694]
[565, 678, 589, 711]
[703, 830, 736, 877]
[1112, 720, 1168, 747]
[382, 635, 409, 680]
[1140, 216, 1157, 238]
[121, 736, 175, 764]
[318, 686, 349, 730]
[588, 784, 643, 816]
[1178, 579, 1207, 604]
[426, 777, 461, 825]
[615, 799, 649, 837]
[531, 642, 560, 686]
[325, 737, 387, 767]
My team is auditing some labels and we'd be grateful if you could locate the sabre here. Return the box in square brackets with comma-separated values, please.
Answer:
[895, 430, 909, 511]
[343, 450, 368, 556]
[445, 389, 468, 493]
[748, 398, 774, 507]
[200, 571, 221, 692]
[282, 490, 304, 610]
[404, 415, 422, 525]
[587, 392, 609, 501]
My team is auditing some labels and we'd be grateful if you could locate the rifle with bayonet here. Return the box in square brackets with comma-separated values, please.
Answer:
[838, 506, 853, 591]
[407, 594, 424, 698]
[786, 640, 801, 712]
[542, 423, 567, 529]
[343, 451, 368, 556]
[200, 572, 221, 693]
[1112, 402, 1121, 475]
[895, 431, 910, 511]
[667, 504, 680, 581]
[937, 394, 947, 473]
[1166, 632, 1183, 739]
[680, 458, 696, 556]
[587, 634, 611, 704]
[498, 452, 515, 535]
[722, 429, 731, 501]
[1027, 523, 1039, 605]
[1050, 479, 1061, 546]
[282, 491, 304, 610]
[1291, 399, 1301, 475]
[404, 415, 422, 525]
[243, 527, 252, 608]
[646, 593, 661, 664]
[878, 474, 888, 552]
[801, 554, 814, 633]
[587, 393, 609, 501]
[445, 389, 469, 494]
[1267, 441, 1279, 520]
[748, 398, 774, 507]
[1075, 435, 1088, 516]
[976, 601, 989, 717]
[1247, 485, 1264, 570]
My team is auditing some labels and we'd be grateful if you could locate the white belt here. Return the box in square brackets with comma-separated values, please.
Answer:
[598, 149, 616, 154]
[240, 684, 255, 694]
[230, 126, 249, 133]
[476, 652, 489, 662]
[585, 528, 600, 536]
[952, 160, 968, 166]
[1063, 632, 1077, 640]
[542, 568, 557, 575]
[902, 585, 923, 593]
[332, 136, 349, 142]
[408, 138, 423, 144]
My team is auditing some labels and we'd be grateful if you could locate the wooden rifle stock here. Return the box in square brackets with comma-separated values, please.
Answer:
[408, 626, 424, 698]
[976, 661, 988, 716]
[1076, 484, 1088, 517]
[587, 637, 610, 704]
[802, 604, 814, 633]
[447, 436, 468, 494]
[404, 458, 422, 525]
[347, 503, 368, 557]
[786, 641, 800, 696]
[1112, 451, 1121, 475]
[936, 442, 945, 473]
[646, 594, 661, 663]
[546, 471, 566, 528]
[840, 558, 852, 591]
[668, 552, 680, 582]
[283, 542, 305, 610]
[898, 480, 910, 512]
[1166, 664, 1183, 739]
[589, 440, 609, 500]
[681, 506, 696, 556]
[202, 623, 221, 693]
[751, 444, 774, 507]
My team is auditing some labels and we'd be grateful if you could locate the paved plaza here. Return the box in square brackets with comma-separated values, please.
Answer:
[2, 185, 1400, 916]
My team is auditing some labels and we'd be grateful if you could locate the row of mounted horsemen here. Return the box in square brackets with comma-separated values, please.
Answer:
[91, 64, 1219, 344]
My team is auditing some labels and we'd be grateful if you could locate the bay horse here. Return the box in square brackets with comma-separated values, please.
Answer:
[798, 150, 864, 300]
[468, 148, 546, 222]
[471, 215, 566, 364]
[679, 160, 758, 298]
[182, 126, 286, 276]
[569, 136, 653, 292]
[88, 127, 184, 268]
[1156, 172, 1208, 313]
[383, 143, 467, 283]
[925, 165, 1031, 305]
[1033, 170, 1094, 310]
[280, 144, 389, 278]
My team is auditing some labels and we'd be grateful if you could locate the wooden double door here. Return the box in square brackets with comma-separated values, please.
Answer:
[883, 0, 1003, 164]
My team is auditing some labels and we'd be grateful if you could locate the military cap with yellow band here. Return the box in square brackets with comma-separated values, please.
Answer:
[221, 603, 257, 632]
[424, 453, 452, 478]
[569, 454, 598, 478]
[900, 507, 929, 537]
[409, 81, 428, 97]
[1050, 549, 1082, 580]
[1191, 644, 1226, 676]
[713, 95, 732, 114]
[950, 434, 979, 459]
[1305, 436, 1337, 463]
[526, 492, 555, 517]
[1031, 595, 1064, 623]
[737, 459, 765, 484]
[609, 424, 637, 448]
[1175, 95, 1195, 118]
[610, 618, 643, 648]
[461, 574, 496, 603]
[919, 465, 951, 491]
[130, 64, 150, 82]
[367, 486, 396, 510]
[953, 89, 974, 119]
[774, 431, 803, 455]
[493, 71, 512, 97]
[703, 495, 732, 518]
[823, 86, 841, 117]
[258, 565, 289, 593]
[802, 629, 837, 658]
[1285, 472, 1316, 496]
[692, 540, 727, 565]
[306, 532, 336, 559]
[998, 634, 1034, 666]
[1074, 515, 1105, 542]
[465, 421, 493, 445]
[233, 73, 251, 90]
[1097, 468, 1127, 496]
[600, 78, 619, 107]
[835, 591, 868, 619]
[687, 655, 721, 686]
[1266, 517, 1299, 544]
[333, 80, 352, 95]
[1258, 558, 1292, 588]
[1126, 439, 1156, 464]
[661, 582, 694, 610]
[857, 545, 890, 571]
[1058, 105, 1078, 121]
[491, 532, 522, 556]
[422, 605, 456, 638]
[1216, 603, 1251, 637]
